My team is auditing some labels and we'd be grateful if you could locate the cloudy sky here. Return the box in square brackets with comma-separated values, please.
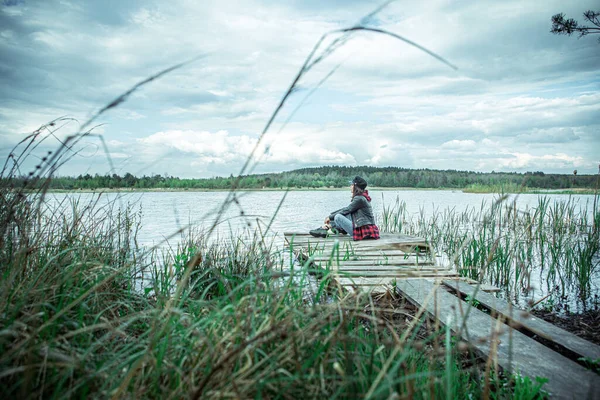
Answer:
[1, 0, 599, 178]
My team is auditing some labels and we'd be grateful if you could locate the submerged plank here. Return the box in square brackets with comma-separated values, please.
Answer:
[396, 279, 600, 399]
[443, 280, 600, 363]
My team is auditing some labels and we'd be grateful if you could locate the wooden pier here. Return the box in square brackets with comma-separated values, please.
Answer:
[284, 232, 457, 290]
[399, 279, 600, 399]
[283, 232, 600, 398]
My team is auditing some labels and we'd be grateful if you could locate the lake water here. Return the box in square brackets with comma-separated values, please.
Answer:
[43, 189, 599, 310]
[44, 189, 598, 247]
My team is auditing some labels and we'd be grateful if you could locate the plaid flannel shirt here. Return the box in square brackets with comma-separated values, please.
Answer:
[353, 224, 380, 241]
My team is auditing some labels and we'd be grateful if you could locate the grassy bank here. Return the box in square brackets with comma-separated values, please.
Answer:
[463, 183, 598, 195]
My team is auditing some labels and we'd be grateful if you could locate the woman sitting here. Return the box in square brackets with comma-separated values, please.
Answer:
[310, 176, 380, 241]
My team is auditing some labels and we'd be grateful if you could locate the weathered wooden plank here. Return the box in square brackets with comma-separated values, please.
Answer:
[285, 232, 426, 241]
[396, 279, 600, 399]
[473, 284, 501, 293]
[335, 271, 447, 277]
[307, 260, 448, 271]
[285, 235, 415, 243]
[335, 275, 460, 290]
[311, 258, 435, 265]
[286, 242, 433, 255]
[330, 266, 444, 273]
[297, 254, 438, 265]
[302, 254, 433, 264]
[287, 243, 435, 258]
[291, 249, 432, 261]
[321, 264, 439, 271]
[294, 254, 438, 266]
[304, 249, 427, 256]
[324, 260, 438, 268]
[288, 245, 429, 254]
[335, 277, 396, 288]
[443, 280, 600, 363]
[439, 278, 501, 293]
[440, 277, 502, 293]
[320, 265, 440, 272]
[331, 271, 458, 278]
[285, 239, 431, 249]
[304, 248, 428, 255]
[285, 235, 425, 242]
[284, 233, 429, 246]
[310, 257, 436, 266]
[332, 252, 427, 258]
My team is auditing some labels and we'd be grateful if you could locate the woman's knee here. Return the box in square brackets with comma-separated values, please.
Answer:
[334, 214, 351, 234]
[334, 214, 346, 223]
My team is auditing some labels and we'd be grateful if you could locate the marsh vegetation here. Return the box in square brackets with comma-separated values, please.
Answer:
[3, 158, 599, 397]
[381, 193, 600, 312]
[1, 148, 565, 398]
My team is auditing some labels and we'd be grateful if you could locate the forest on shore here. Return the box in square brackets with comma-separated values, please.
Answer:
[3, 165, 598, 191]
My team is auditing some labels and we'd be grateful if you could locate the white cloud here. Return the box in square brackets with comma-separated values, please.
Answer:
[138, 130, 254, 162]
[267, 142, 355, 165]
[107, 152, 130, 159]
[0, 0, 598, 176]
[481, 138, 499, 147]
[130, 7, 165, 27]
[441, 140, 476, 150]
[136, 129, 355, 170]
[499, 152, 586, 170]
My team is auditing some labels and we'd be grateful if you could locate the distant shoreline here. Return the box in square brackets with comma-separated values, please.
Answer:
[36, 187, 598, 195]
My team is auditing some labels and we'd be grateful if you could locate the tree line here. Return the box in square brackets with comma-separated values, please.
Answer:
[2, 166, 598, 191]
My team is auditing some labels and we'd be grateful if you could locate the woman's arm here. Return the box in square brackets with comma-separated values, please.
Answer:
[328, 197, 366, 220]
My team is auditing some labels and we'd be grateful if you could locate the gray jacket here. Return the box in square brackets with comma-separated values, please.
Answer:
[329, 195, 376, 228]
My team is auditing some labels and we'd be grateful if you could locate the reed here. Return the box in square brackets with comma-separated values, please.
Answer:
[380, 192, 600, 308]
[0, 161, 550, 398]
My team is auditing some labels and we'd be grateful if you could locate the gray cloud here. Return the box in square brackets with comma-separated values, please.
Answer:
[518, 127, 580, 144]
[0, 0, 598, 177]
